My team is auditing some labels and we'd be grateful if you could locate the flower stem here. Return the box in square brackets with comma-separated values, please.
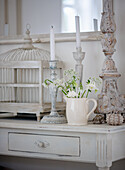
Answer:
[81, 90, 86, 98]
[61, 89, 67, 95]
[86, 90, 90, 98]
[45, 79, 53, 85]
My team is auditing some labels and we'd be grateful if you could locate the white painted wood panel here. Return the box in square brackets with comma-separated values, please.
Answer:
[0, 120, 125, 170]
[8, 133, 80, 156]
[0, 60, 64, 121]
[112, 131, 125, 161]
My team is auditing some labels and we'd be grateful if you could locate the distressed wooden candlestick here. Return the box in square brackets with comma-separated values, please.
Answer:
[41, 60, 66, 124]
[96, 0, 124, 115]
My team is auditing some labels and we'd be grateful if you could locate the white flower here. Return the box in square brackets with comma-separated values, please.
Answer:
[86, 81, 98, 91]
[67, 91, 78, 98]
[43, 69, 101, 98]
[58, 86, 62, 91]
[64, 69, 79, 82]
[42, 83, 49, 88]
[53, 79, 64, 87]
[49, 83, 56, 88]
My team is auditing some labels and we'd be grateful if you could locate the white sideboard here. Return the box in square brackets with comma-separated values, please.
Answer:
[0, 119, 125, 170]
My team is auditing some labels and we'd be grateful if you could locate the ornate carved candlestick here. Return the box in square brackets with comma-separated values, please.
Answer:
[73, 47, 85, 85]
[41, 60, 66, 124]
[96, 0, 124, 115]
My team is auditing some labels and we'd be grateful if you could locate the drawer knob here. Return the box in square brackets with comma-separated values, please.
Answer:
[35, 141, 49, 148]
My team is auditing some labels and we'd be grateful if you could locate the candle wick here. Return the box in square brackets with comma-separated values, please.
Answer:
[51, 25, 53, 28]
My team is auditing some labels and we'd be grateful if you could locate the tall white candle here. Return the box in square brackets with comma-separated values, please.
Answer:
[75, 16, 81, 48]
[50, 26, 55, 60]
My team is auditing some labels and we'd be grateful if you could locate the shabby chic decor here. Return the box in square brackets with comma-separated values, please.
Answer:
[0, 119, 125, 170]
[106, 112, 123, 125]
[43, 69, 100, 125]
[93, 114, 105, 124]
[43, 69, 100, 99]
[41, 26, 66, 124]
[0, 28, 64, 121]
[73, 47, 85, 85]
[41, 60, 66, 124]
[73, 16, 85, 85]
[65, 97, 97, 125]
[96, 0, 124, 115]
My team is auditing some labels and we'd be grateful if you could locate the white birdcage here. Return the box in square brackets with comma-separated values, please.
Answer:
[0, 28, 64, 121]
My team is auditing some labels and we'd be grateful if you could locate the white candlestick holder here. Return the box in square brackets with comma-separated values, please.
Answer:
[73, 47, 85, 85]
[41, 60, 66, 124]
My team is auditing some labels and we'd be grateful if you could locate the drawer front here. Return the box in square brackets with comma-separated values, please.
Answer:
[8, 133, 80, 156]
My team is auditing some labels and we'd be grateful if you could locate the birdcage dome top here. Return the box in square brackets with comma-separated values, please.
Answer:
[0, 27, 50, 62]
[0, 48, 50, 61]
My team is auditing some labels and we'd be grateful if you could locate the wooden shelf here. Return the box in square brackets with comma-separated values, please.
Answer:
[0, 83, 39, 87]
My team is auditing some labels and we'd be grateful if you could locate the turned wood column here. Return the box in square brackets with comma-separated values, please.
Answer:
[96, 0, 124, 114]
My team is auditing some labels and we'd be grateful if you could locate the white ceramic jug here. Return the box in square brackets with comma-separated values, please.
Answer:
[65, 98, 97, 125]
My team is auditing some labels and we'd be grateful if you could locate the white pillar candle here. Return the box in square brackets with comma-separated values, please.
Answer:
[75, 16, 81, 48]
[50, 26, 55, 60]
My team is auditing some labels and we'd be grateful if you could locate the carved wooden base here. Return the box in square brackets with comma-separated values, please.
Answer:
[41, 112, 66, 124]
[96, 74, 124, 114]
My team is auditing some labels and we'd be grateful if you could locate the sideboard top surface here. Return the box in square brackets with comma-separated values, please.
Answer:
[0, 119, 125, 134]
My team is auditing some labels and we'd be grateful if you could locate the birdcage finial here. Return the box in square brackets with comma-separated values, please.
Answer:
[22, 24, 34, 49]
[26, 24, 31, 35]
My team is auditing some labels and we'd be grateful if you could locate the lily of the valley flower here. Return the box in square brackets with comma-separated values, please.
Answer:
[42, 82, 49, 88]
[86, 81, 98, 91]
[67, 91, 78, 98]
[85, 78, 100, 98]
[42, 69, 101, 98]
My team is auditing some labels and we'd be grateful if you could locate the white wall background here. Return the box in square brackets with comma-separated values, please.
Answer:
[0, 0, 102, 35]
[0, 0, 5, 36]
[22, 0, 62, 34]
[0, 0, 125, 169]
